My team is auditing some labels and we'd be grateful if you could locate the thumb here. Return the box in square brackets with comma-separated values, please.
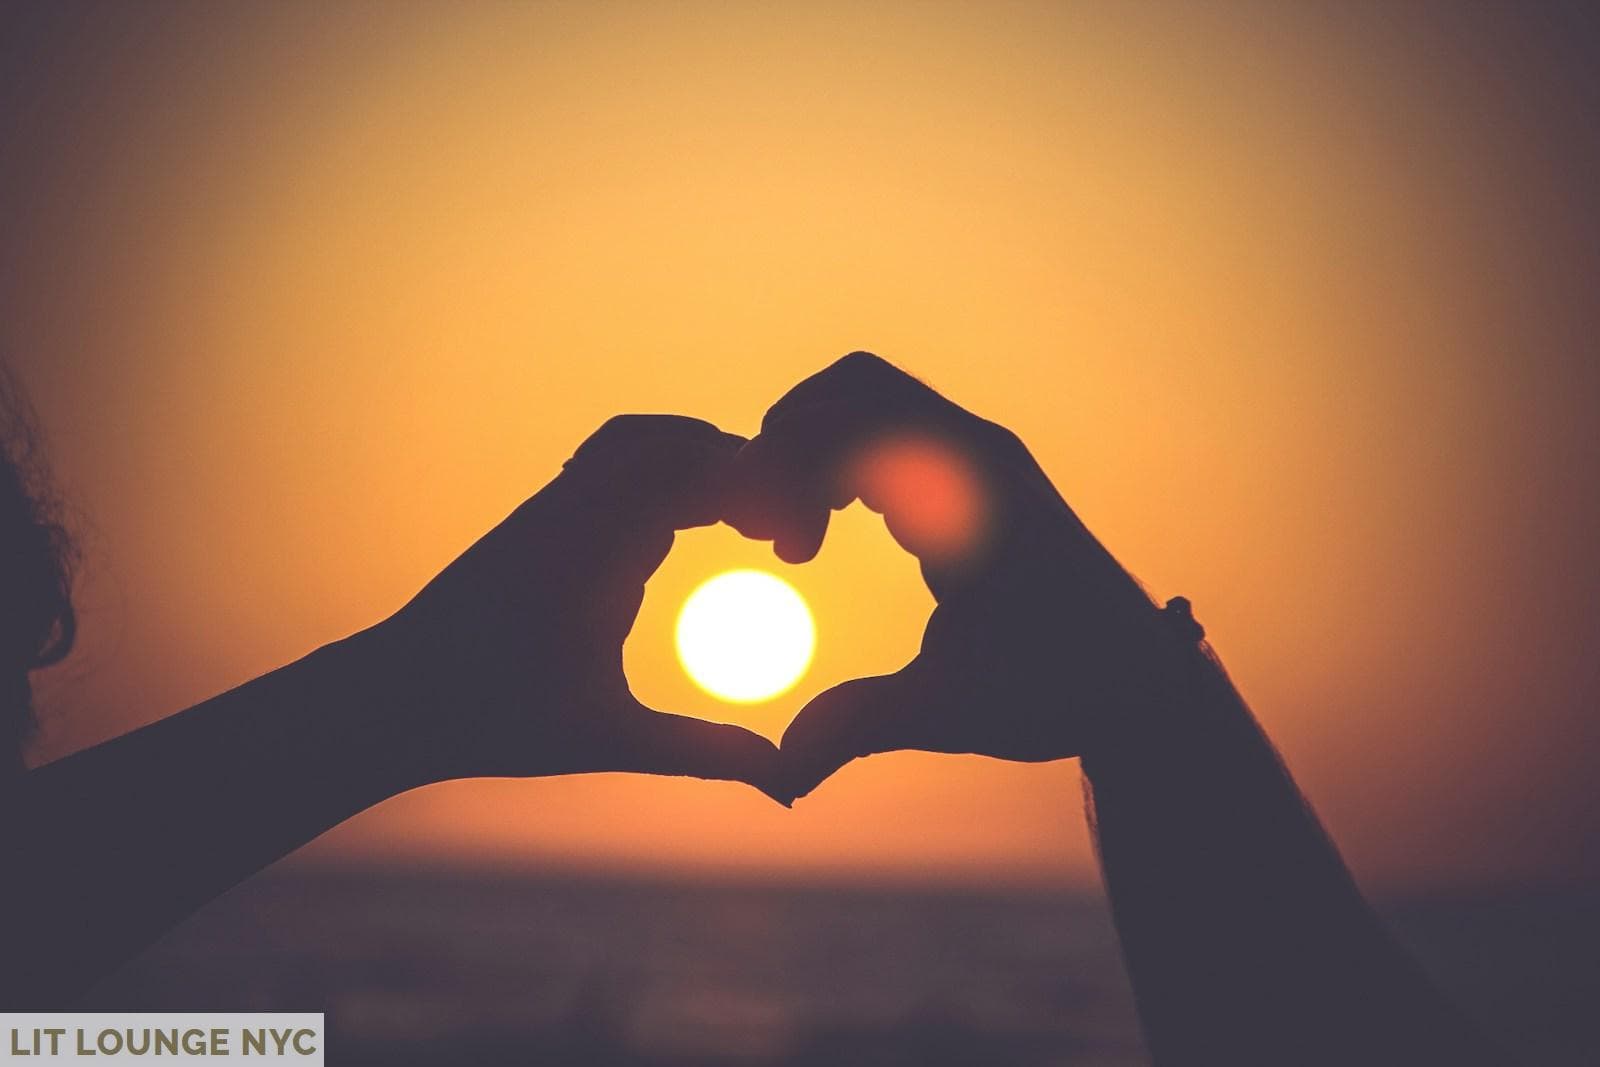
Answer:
[779, 671, 934, 800]
[617, 703, 791, 806]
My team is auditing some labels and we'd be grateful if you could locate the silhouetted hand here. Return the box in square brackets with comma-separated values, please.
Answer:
[374, 415, 786, 800]
[731, 353, 1187, 798]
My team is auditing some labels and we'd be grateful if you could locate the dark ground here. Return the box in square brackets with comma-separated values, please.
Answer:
[84, 867, 1598, 1065]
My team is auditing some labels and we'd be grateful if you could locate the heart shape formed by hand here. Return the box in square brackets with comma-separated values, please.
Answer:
[391, 349, 1179, 808]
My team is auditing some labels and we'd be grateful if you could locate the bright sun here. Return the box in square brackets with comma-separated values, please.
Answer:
[676, 569, 816, 704]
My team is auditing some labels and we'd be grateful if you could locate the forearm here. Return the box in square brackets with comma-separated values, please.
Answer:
[1083, 647, 1498, 1065]
[0, 627, 428, 1006]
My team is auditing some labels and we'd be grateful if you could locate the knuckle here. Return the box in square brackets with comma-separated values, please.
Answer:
[976, 417, 1029, 458]
[573, 414, 733, 473]
[832, 350, 893, 374]
[831, 351, 917, 394]
[576, 414, 645, 455]
[591, 413, 695, 441]
[597, 413, 645, 435]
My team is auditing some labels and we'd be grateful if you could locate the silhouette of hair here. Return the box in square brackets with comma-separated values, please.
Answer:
[0, 364, 76, 781]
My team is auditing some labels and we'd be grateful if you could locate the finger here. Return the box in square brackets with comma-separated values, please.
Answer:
[724, 355, 905, 539]
[729, 354, 970, 554]
[553, 415, 748, 586]
[617, 704, 792, 806]
[562, 414, 748, 530]
[732, 363, 1007, 590]
[774, 488, 832, 565]
[777, 669, 960, 799]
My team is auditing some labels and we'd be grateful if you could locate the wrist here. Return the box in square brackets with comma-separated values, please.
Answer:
[316, 622, 448, 797]
[1077, 603, 1224, 779]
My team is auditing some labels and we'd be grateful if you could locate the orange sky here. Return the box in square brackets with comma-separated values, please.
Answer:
[3, 1, 1596, 892]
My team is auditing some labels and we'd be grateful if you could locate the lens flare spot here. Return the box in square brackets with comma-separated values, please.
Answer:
[848, 434, 987, 561]
[675, 569, 816, 703]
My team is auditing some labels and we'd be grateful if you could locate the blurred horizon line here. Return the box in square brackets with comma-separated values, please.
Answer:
[276, 851, 1600, 903]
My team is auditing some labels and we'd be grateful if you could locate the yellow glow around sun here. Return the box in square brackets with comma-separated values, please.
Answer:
[675, 569, 816, 704]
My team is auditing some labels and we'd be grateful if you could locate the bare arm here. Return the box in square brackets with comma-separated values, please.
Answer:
[1083, 644, 1500, 1064]
[2, 630, 415, 1007]
[1, 415, 783, 1008]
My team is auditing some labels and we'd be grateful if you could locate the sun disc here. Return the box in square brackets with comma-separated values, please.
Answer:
[675, 569, 815, 703]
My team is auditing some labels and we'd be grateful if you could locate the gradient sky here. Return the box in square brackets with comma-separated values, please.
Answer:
[2, 1, 1596, 892]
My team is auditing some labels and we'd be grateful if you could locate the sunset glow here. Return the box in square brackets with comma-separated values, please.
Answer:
[6, 2, 1596, 892]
